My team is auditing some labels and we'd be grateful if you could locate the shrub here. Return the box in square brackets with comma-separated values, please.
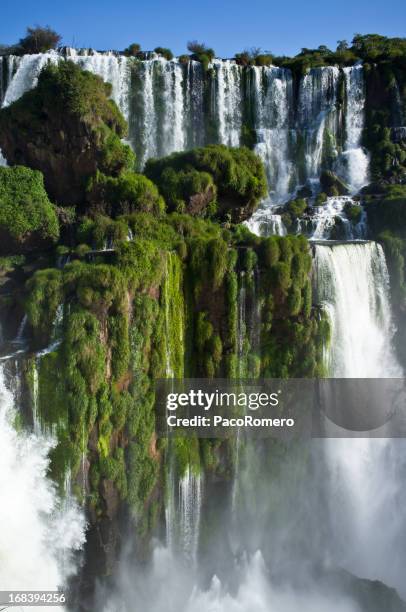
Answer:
[145, 144, 267, 222]
[0, 166, 59, 253]
[87, 171, 165, 217]
[187, 41, 215, 70]
[154, 47, 173, 60]
[123, 43, 141, 57]
[344, 202, 363, 224]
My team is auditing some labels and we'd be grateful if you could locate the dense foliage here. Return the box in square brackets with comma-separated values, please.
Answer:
[0, 61, 134, 205]
[87, 171, 165, 217]
[145, 144, 267, 222]
[0, 166, 59, 253]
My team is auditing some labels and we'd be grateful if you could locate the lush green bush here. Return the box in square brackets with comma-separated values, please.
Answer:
[187, 40, 215, 69]
[344, 202, 363, 223]
[0, 166, 59, 253]
[234, 48, 273, 66]
[154, 47, 173, 60]
[123, 43, 141, 57]
[145, 144, 267, 222]
[366, 185, 406, 235]
[87, 171, 165, 217]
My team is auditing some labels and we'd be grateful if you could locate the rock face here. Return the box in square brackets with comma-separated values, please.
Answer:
[0, 62, 134, 206]
[320, 170, 350, 196]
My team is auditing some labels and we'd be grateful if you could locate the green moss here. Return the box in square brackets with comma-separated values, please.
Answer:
[0, 166, 59, 252]
[87, 171, 165, 217]
[25, 268, 63, 342]
[145, 144, 267, 222]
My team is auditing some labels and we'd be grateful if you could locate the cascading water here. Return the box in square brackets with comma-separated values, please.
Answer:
[1, 50, 368, 194]
[309, 196, 366, 240]
[336, 65, 369, 192]
[313, 240, 406, 600]
[214, 60, 243, 147]
[0, 363, 85, 606]
[314, 241, 401, 377]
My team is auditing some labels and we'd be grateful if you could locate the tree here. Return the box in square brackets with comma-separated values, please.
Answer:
[123, 43, 141, 57]
[19, 25, 61, 54]
[187, 41, 215, 60]
[336, 40, 349, 52]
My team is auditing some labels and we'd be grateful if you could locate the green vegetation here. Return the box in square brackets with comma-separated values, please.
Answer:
[0, 166, 59, 253]
[1, 25, 62, 55]
[281, 198, 308, 229]
[344, 202, 363, 224]
[123, 42, 142, 57]
[87, 171, 165, 216]
[145, 144, 267, 222]
[320, 170, 349, 197]
[154, 47, 173, 60]
[187, 40, 215, 70]
[234, 47, 273, 67]
[0, 61, 134, 205]
[271, 34, 406, 77]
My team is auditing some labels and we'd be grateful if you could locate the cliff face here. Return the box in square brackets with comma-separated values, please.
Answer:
[0, 216, 327, 599]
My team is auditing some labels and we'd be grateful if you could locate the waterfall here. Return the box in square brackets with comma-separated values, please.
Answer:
[337, 65, 369, 192]
[310, 196, 366, 240]
[298, 66, 340, 181]
[178, 467, 202, 563]
[1, 50, 369, 198]
[237, 271, 247, 378]
[162, 253, 203, 562]
[253, 66, 293, 199]
[214, 60, 243, 147]
[313, 241, 406, 599]
[314, 241, 401, 377]
[0, 363, 85, 600]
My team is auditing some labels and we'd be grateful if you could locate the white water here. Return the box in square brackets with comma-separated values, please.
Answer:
[179, 468, 202, 563]
[314, 241, 401, 377]
[247, 203, 287, 236]
[336, 65, 369, 192]
[214, 60, 243, 147]
[310, 196, 366, 240]
[314, 240, 406, 600]
[0, 364, 85, 608]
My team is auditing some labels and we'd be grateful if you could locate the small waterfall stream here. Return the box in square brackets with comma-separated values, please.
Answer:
[163, 253, 203, 563]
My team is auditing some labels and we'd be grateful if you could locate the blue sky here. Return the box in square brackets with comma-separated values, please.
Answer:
[1, 0, 405, 57]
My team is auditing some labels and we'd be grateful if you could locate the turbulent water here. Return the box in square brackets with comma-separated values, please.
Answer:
[0, 363, 85, 610]
[314, 241, 402, 377]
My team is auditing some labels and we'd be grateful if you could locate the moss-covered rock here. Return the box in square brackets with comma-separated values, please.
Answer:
[0, 166, 59, 253]
[87, 171, 165, 217]
[320, 170, 349, 196]
[145, 144, 267, 222]
[0, 61, 135, 206]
